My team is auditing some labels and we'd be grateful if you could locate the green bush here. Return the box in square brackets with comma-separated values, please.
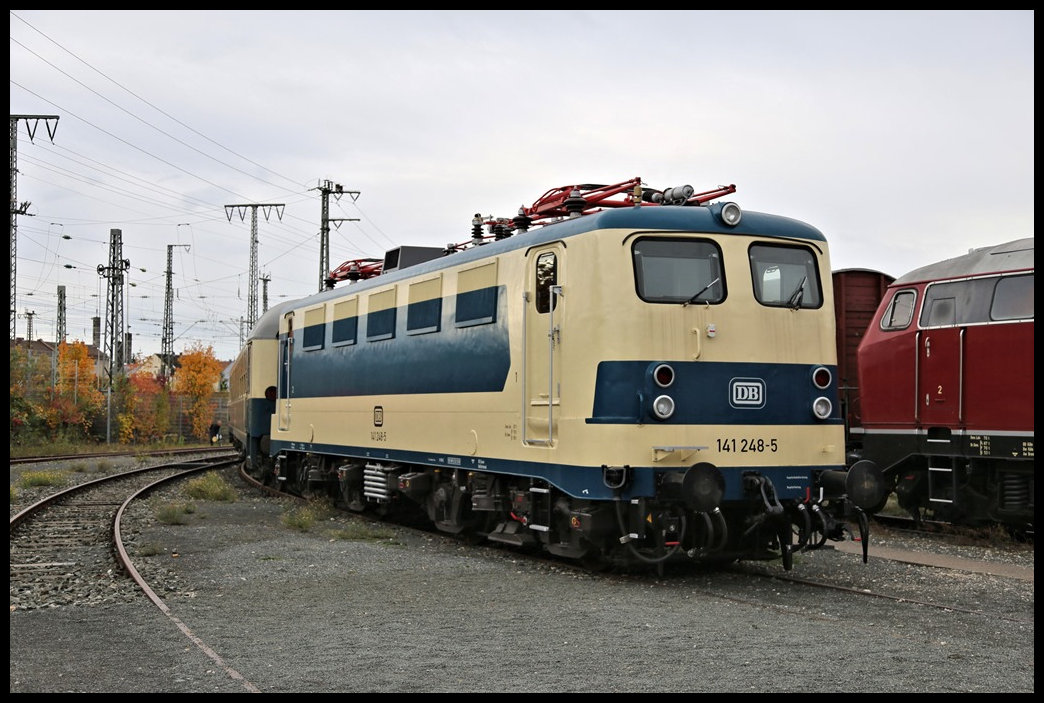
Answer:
[154, 502, 195, 525]
[329, 522, 398, 542]
[183, 472, 237, 502]
[18, 470, 66, 488]
[281, 503, 331, 531]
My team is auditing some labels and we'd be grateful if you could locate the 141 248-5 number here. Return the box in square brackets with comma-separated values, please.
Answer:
[717, 437, 778, 453]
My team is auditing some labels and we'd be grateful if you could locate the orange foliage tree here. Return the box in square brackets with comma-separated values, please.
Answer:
[117, 372, 170, 443]
[45, 340, 105, 440]
[173, 342, 225, 440]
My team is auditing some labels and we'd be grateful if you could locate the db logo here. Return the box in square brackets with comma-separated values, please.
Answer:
[729, 378, 766, 409]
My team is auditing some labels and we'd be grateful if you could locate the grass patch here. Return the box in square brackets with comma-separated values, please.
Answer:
[183, 472, 237, 502]
[281, 504, 322, 531]
[10, 484, 17, 503]
[9, 439, 214, 460]
[281, 499, 337, 532]
[138, 542, 165, 557]
[9, 440, 102, 459]
[154, 501, 197, 525]
[328, 522, 399, 542]
[17, 470, 66, 488]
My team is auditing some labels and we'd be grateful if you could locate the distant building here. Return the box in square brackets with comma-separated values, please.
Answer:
[10, 337, 108, 381]
[126, 353, 172, 380]
[13, 340, 231, 392]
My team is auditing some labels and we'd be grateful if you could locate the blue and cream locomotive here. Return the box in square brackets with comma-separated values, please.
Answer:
[229, 178, 883, 570]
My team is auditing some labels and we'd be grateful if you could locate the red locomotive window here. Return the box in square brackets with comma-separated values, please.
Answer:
[991, 274, 1034, 321]
[925, 297, 956, 326]
[920, 278, 997, 327]
[881, 290, 916, 330]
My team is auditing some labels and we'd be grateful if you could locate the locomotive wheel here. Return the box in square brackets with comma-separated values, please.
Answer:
[341, 485, 367, 512]
[374, 501, 396, 518]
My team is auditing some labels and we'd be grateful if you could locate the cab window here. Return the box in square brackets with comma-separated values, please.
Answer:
[535, 251, 558, 314]
[748, 244, 822, 309]
[632, 238, 724, 303]
[880, 290, 916, 330]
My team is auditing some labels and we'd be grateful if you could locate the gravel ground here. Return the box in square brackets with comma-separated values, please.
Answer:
[10, 460, 1035, 693]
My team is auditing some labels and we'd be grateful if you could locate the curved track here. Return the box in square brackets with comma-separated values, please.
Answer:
[10, 454, 234, 609]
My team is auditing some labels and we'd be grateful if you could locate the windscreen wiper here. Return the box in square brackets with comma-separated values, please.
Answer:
[786, 275, 807, 309]
[683, 277, 720, 306]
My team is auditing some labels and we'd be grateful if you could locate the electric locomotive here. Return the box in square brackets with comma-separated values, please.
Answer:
[849, 238, 1034, 533]
[231, 178, 885, 570]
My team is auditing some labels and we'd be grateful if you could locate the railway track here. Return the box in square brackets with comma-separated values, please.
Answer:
[871, 511, 1034, 542]
[9, 454, 237, 611]
[10, 445, 236, 465]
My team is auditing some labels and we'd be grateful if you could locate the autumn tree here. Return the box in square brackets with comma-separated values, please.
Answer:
[173, 342, 225, 440]
[46, 340, 105, 442]
[10, 345, 51, 444]
[9, 344, 52, 402]
[118, 371, 169, 443]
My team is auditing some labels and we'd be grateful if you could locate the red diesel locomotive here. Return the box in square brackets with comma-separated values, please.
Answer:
[844, 238, 1034, 532]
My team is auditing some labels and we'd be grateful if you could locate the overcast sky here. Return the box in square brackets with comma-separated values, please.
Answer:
[10, 10, 1034, 362]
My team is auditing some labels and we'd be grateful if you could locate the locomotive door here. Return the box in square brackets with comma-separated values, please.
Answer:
[522, 244, 564, 446]
[277, 313, 294, 431]
[917, 296, 963, 427]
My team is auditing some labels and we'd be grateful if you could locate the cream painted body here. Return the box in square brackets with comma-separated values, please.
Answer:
[271, 228, 843, 473]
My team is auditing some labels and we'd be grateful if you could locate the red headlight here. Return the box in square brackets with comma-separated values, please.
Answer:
[653, 363, 675, 388]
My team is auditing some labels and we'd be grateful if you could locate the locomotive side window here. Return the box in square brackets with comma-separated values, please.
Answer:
[302, 305, 326, 351]
[632, 238, 724, 303]
[748, 244, 822, 309]
[920, 278, 996, 327]
[880, 289, 916, 330]
[406, 275, 442, 335]
[535, 251, 558, 314]
[991, 273, 1034, 321]
[456, 259, 499, 326]
[925, 297, 956, 326]
[331, 298, 358, 346]
[366, 288, 397, 341]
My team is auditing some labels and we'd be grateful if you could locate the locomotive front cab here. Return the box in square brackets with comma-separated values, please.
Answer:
[577, 206, 881, 568]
